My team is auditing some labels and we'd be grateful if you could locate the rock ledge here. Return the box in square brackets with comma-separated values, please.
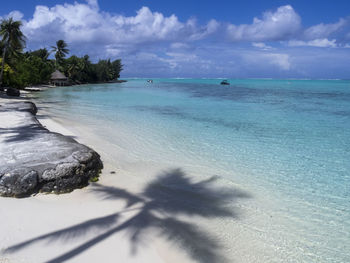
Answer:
[0, 101, 103, 197]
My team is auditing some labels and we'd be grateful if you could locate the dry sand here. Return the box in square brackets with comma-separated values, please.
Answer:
[0, 95, 286, 263]
[0, 98, 196, 263]
[0, 96, 226, 263]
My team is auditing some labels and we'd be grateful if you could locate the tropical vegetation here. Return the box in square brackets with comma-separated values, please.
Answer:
[0, 17, 26, 87]
[0, 17, 123, 89]
[51, 39, 69, 68]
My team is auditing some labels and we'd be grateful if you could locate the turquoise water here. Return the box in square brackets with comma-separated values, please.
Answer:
[37, 79, 350, 261]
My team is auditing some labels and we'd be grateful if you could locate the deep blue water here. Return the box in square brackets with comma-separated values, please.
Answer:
[37, 79, 350, 262]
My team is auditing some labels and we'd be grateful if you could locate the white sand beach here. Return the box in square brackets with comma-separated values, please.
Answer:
[1, 0, 349, 261]
[0, 96, 294, 263]
[0, 99, 195, 263]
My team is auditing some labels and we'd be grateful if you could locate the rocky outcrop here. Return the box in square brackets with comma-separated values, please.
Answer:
[6, 87, 20, 97]
[0, 101, 103, 197]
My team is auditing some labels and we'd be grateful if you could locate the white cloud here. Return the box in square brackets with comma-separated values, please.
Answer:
[86, 0, 99, 9]
[110, 7, 186, 42]
[122, 50, 213, 76]
[265, 53, 290, 70]
[227, 5, 301, 42]
[303, 19, 346, 40]
[188, 19, 220, 40]
[20, 1, 217, 49]
[3, 2, 347, 57]
[241, 51, 291, 70]
[162, 52, 197, 69]
[2, 1, 350, 78]
[0, 10, 24, 21]
[252, 42, 273, 50]
[170, 42, 191, 50]
[5, 10, 24, 21]
[288, 38, 337, 48]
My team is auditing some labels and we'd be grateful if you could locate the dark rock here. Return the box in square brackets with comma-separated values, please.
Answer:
[0, 168, 38, 197]
[6, 87, 20, 97]
[25, 101, 38, 115]
[0, 101, 103, 197]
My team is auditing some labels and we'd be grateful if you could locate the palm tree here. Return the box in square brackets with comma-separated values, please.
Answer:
[51, 40, 69, 68]
[0, 17, 26, 86]
[66, 55, 83, 81]
[31, 48, 50, 61]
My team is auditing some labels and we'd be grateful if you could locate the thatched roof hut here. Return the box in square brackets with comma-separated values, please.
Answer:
[50, 70, 68, 86]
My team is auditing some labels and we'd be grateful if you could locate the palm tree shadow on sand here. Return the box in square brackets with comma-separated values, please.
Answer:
[3, 168, 251, 263]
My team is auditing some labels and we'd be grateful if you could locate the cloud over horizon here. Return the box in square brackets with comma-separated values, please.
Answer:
[1, 0, 350, 78]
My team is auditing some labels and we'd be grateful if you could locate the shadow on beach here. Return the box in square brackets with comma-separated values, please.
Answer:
[3, 168, 250, 263]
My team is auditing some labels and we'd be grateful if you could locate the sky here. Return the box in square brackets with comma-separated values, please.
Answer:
[1, 0, 350, 78]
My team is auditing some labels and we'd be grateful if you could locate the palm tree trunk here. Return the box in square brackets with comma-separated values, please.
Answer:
[0, 45, 7, 87]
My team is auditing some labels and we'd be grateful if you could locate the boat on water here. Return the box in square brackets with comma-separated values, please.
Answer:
[147, 79, 153, 83]
[220, 80, 230, 85]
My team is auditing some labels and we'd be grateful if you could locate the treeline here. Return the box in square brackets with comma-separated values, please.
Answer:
[63, 55, 123, 85]
[0, 18, 122, 89]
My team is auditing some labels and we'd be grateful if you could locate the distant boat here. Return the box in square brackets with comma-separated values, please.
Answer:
[147, 79, 153, 83]
[220, 80, 230, 85]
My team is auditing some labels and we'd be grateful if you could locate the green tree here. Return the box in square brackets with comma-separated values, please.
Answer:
[80, 55, 96, 83]
[30, 48, 50, 61]
[95, 59, 112, 81]
[93, 59, 122, 82]
[66, 55, 84, 82]
[9, 51, 54, 88]
[111, 59, 122, 79]
[0, 57, 14, 87]
[0, 17, 26, 86]
[51, 40, 69, 68]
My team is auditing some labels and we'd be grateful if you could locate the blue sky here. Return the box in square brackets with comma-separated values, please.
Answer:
[1, 0, 350, 78]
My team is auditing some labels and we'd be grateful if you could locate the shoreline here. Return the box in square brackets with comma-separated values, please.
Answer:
[1, 93, 244, 262]
[26, 93, 288, 262]
[0, 95, 197, 263]
[2, 80, 345, 262]
[0, 91, 275, 262]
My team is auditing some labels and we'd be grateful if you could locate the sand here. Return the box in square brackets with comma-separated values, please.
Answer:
[0, 96, 225, 263]
[0, 101, 196, 263]
[0, 95, 286, 263]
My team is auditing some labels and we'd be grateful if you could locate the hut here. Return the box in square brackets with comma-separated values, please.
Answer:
[50, 70, 68, 86]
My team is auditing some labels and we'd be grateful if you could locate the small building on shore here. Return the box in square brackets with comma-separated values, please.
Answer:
[50, 70, 68, 86]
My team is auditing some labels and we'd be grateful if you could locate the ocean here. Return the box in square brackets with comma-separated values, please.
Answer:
[36, 78, 350, 262]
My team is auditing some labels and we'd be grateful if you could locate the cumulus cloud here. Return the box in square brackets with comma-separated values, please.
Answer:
[188, 19, 220, 40]
[19, 0, 218, 53]
[3, 1, 348, 56]
[288, 38, 337, 48]
[227, 5, 301, 42]
[1, 1, 350, 77]
[224, 6, 349, 47]
[5, 10, 24, 21]
[24, 4, 180, 44]
[86, 0, 98, 9]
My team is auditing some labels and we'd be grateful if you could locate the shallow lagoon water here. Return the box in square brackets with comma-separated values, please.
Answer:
[37, 79, 350, 262]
